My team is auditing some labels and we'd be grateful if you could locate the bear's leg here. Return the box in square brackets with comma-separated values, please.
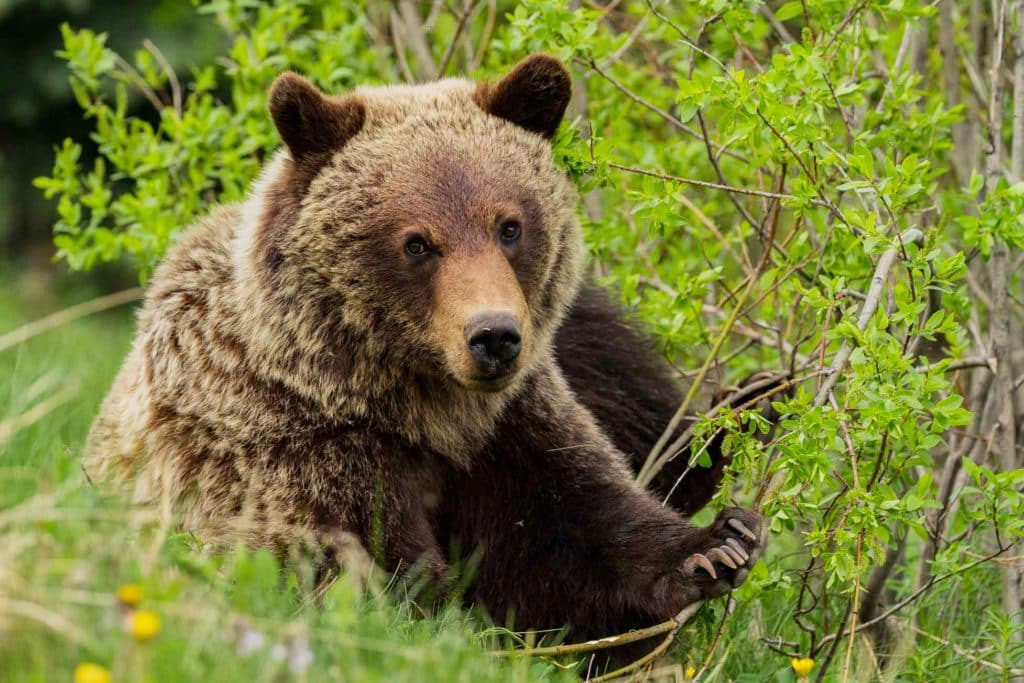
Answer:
[441, 367, 765, 647]
[555, 284, 734, 515]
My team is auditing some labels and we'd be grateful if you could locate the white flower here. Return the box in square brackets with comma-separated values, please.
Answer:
[237, 628, 266, 656]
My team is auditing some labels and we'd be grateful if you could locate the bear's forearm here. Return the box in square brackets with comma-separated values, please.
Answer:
[441, 374, 733, 638]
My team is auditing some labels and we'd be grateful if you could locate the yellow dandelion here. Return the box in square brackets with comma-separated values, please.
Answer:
[116, 583, 143, 607]
[128, 609, 162, 641]
[685, 665, 697, 679]
[791, 657, 814, 678]
[74, 662, 112, 683]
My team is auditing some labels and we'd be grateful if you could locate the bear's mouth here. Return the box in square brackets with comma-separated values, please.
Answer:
[464, 368, 518, 392]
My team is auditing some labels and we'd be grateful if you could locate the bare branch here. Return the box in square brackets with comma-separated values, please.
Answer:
[607, 162, 814, 204]
[813, 229, 924, 406]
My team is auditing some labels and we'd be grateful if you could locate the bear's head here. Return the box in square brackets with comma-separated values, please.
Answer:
[234, 55, 581, 448]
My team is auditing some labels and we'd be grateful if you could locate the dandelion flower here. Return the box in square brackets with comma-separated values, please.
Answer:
[74, 662, 111, 683]
[791, 657, 814, 678]
[128, 609, 162, 641]
[116, 583, 143, 607]
[685, 665, 697, 679]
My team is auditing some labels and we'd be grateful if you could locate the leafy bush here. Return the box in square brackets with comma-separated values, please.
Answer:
[33, 0, 1024, 680]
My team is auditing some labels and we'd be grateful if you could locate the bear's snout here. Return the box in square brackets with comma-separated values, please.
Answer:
[465, 313, 522, 380]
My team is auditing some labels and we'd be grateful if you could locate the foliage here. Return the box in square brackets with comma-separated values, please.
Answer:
[24, 0, 1024, 680]
[0, 0, 217, 250]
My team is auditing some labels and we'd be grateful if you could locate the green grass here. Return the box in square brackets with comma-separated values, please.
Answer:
[1, 278, 1019, 683]
[0, 282, 574, 683]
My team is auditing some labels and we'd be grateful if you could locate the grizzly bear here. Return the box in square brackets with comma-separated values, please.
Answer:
[86, 54, 764, 646]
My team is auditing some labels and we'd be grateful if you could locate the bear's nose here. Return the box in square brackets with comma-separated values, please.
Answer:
[465, 314, 522, 371]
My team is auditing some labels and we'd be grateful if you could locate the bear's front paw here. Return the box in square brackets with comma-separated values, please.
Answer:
[680, 508, 764, 601]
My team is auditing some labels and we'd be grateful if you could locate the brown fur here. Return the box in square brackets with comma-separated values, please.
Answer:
[86, 55, 765, 650]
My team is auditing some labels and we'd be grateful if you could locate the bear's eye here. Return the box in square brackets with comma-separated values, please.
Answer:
[405, 236, 432, 258]
[499, 220, 522, 244]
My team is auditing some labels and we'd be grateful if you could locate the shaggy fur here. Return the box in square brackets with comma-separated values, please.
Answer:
[86, 54, 764, 645]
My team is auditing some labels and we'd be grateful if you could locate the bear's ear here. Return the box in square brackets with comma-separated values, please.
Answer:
[269, 72, 365, 160]
[474, 53, 571, 140]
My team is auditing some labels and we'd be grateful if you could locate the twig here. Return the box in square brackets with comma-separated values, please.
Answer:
[812, 229, 924, 406]
[112, 55, 164, 111]
[1012, 0, 1024, 180]
[388, 9, 417, 83]
[839, 533, 863, 683]
[143, 39, 182, 116]
[638, 277, 757, 486]
[493, 602, 703, 682]
[759, 5, 797, 45]
[657, 372, 818, 500]
[983, 0, 1024, 649]
[814, 544, 1013, 651]
[919, 355, 997, 374]
[582, 60, 747, 162]
[695, 111, 767, 241]
[471, 0, 496, 69]
[824, 0, 869, 50]
[437, 1, 476, 75]
[396, 0, 438, 80]
[694, 596, 733, 680]
[589, 603, 703, 682]
[607, 162, 815, 204]
[644, 0, 728, 72]
[492, 616, 678, 657]
[905, 621, 1024, 676]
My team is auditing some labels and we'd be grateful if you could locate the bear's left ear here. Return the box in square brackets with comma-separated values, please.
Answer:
[474, 53, 571, 140]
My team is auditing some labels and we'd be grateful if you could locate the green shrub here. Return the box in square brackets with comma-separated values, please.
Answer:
[33, 0, 1024, 679]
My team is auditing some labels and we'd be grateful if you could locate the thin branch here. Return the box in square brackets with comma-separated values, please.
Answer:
[983, 0, 1023, 646]
[492, 615, 676, 658]
[437, 1, 476, 75]
[493, 602, 703, 683]
[906, 621, 1024, 676]
[1012, 0, 1024, 180]
[471, 0, 496, 69]
[396, 0, 438, 80]
[589, 603, 703, 682]
[112, 56, 163, 111]
[607, 162, 815, 203]
[814, 543, 1013, 650]
[582, 59, 748, 162]
[812, 229, 924, 406]
[143, 39, 182, 116]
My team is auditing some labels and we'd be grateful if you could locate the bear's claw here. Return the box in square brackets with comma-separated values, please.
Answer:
[678, 508, 764, 603]
[725, 537, 748, 561]
[727, 517, 757, 541]
[684, 553, 717, 579]
[706, 547, 737, 569]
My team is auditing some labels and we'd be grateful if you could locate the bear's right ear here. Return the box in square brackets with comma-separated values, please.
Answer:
[269, 73, 365, 160]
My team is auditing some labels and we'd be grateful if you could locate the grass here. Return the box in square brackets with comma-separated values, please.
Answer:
[1, 272, 1019, 682]
[0, 276, 575, 683]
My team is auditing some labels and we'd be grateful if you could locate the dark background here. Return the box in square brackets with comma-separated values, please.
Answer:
[0, 0, 223, 287]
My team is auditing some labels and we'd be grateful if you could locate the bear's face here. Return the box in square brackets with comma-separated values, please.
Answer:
[254, 55, 580, 395]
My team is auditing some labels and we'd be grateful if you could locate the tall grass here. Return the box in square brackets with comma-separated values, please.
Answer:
[0, 282, 571, 683]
